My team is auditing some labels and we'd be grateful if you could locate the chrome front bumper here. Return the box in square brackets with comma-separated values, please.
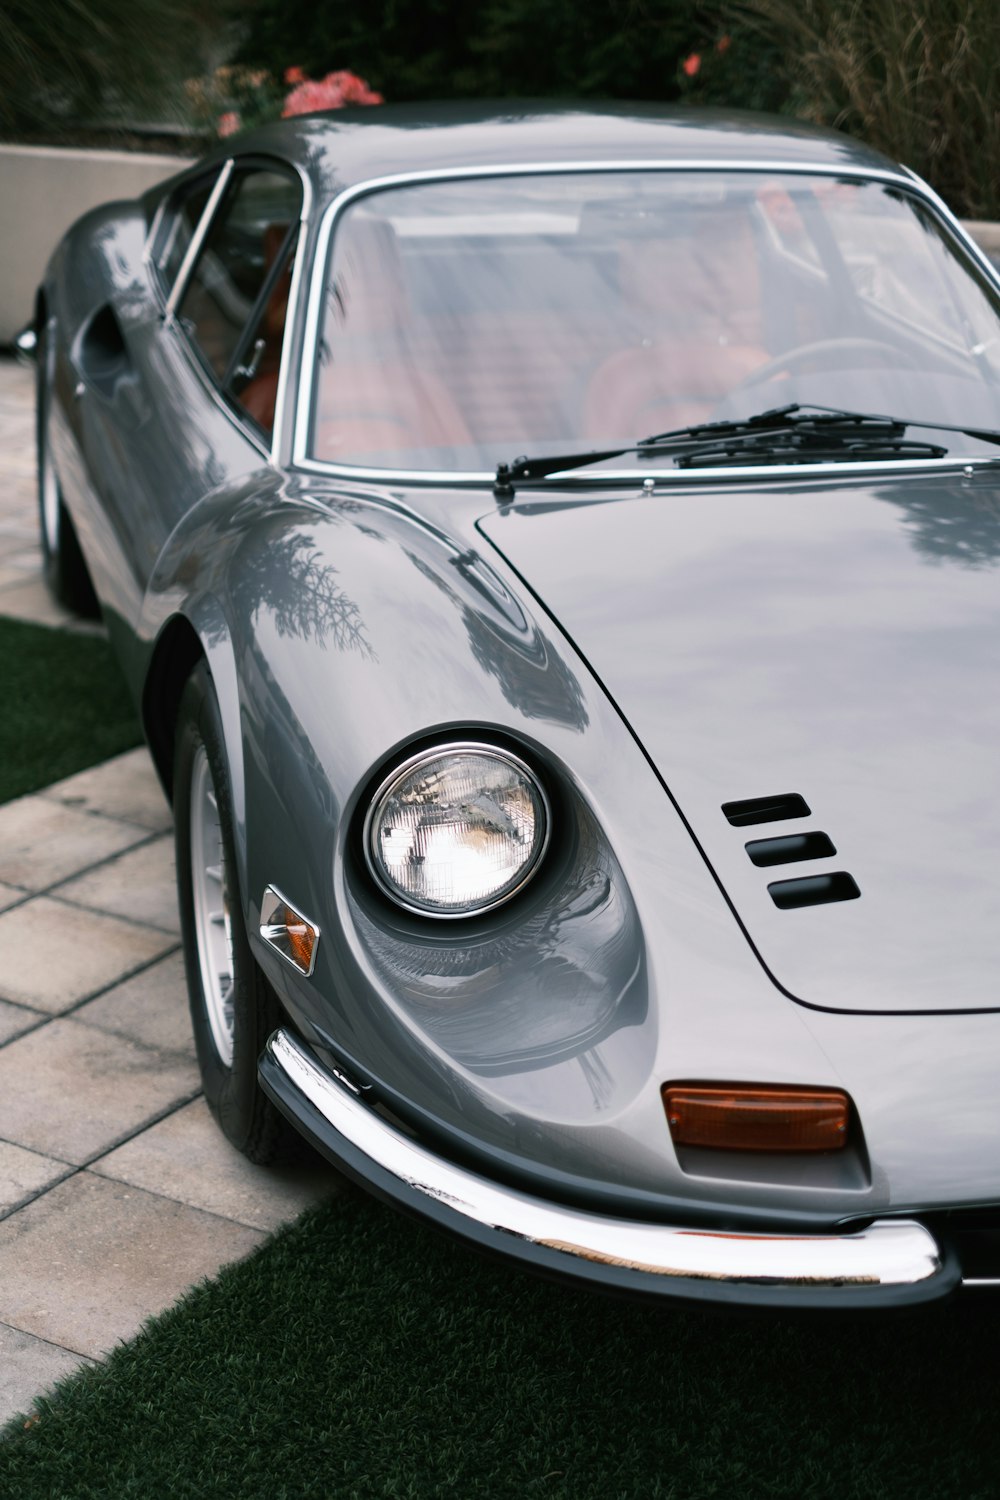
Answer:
[260, 1028, 956, 1309]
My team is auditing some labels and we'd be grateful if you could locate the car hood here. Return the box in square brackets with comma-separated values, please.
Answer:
[478, 468, 1000, 1014]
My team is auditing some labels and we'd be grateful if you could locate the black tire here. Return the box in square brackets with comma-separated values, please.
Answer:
[36, 321, 99, 617]
[174, 661, 296, 1164]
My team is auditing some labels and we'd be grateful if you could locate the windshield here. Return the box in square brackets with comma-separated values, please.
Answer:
[307, 170, 1000, 472]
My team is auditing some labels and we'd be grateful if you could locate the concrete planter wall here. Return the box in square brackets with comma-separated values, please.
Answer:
[964, 220, 1000, 271]
[0, 143, 997, 345]
[0, 144, 193, 344]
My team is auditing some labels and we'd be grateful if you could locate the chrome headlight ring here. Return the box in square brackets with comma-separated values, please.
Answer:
[363, 740, 551, 919]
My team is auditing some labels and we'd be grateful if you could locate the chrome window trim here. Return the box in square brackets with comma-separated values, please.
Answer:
[171, 334, 272, 462]
[270, 168, 313, 465]
[164, 159, 234, 319]
[290, 155, 989, 482]
[161, 155, 311, 465]
[142, 192, 169, 271]
[142, 162, 220, 286]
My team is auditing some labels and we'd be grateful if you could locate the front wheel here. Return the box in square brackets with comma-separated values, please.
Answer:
[174, 662, 295, 1163]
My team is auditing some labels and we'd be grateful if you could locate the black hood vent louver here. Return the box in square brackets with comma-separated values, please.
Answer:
[722, 793, 811, 826]
[768, 872, 861, 909]
[746, 832, 836, 867]
[722, 794, 861, 910]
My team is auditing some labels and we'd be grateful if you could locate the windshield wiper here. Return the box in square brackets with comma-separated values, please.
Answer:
[493, 404, 1000, 496]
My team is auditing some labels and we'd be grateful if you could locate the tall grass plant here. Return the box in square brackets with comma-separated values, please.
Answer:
[732, 0, 1000, 218]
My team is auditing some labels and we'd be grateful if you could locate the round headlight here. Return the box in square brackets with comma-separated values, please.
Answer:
[364, 743, 550, 917]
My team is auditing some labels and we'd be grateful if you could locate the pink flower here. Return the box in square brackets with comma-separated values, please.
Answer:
[682, 53, 701, 77]
[716, 34, 732, 54]
[284, 66, 306, 85]
[282, 69, 382, 117]
[218, 111, 241, 137]
[333, 69, 384, 105]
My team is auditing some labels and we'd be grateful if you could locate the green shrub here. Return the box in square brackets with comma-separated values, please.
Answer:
[675, 22, 787, 112]
[236, 0, 711, 105]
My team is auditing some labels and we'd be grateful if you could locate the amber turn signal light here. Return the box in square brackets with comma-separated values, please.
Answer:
[285, 919, 316, 973]
[259, 886, 320, 977]
[662, 1083, 849, 1152]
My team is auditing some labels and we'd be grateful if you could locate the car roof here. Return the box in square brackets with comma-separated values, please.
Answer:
[225, 101, 907, 200]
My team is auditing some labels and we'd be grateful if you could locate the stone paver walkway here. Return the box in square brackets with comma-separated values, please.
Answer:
[0, 357, 340, 1427]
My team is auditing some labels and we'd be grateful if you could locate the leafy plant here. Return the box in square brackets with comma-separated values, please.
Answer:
[676, 24, 787, 111]
[185, 64, 383, 139]
[234, 0, 705, 105]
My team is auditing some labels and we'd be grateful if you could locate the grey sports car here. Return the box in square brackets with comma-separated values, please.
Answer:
[29, 103, 1000, 1308]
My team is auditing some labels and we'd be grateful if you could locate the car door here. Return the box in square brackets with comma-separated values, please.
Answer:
[71, 157, 303, 643]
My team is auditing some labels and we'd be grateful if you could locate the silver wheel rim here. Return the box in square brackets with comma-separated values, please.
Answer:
[190, 745, 235, 1068]
[40, 390, 60, 558]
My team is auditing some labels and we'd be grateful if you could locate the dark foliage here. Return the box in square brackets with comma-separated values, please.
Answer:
[0, 0, 220, 136]
[236, 0, 726, 106]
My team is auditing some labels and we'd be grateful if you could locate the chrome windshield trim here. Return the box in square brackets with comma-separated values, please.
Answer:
[165, 159, 234, 319]
[903, 170, 1000, 294]
[270, 167, 313, 466]
[293, 156, 924, 473]
[266, 1027, 944, 1292]
[292, 454, 999, 489]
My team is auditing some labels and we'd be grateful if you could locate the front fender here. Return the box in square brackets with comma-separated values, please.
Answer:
[141, 478, 855, 1219]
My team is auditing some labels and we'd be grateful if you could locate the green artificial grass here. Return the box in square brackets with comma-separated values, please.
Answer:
[0, 615, 142, 801]
[2, 1190, 1000, 1499]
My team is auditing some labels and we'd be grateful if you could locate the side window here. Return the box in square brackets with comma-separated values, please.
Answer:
[153, 174, 217, 297]
[228, 225, 299, 434]
[175, 166, 302, 434]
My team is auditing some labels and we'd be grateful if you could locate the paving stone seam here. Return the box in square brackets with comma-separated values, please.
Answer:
[20, 821, 173, 895]
[0, 1170, 270, 1359]
[0, 1317, 98, 1366]
[0, 1165, 78, 1227]
[42, 889, 180, 938]
[36, 792, 169, 831]
[1, 1323, 100, 1366]
[84, 1163, 284, 1237]
[0, 824, 172, 911]
[0, 1011, 194, 1069]
[0, 1001, 50, 1048]
[74, 1086, 208, 1172]
[0, 1085, 205, 1227]
[0, 941, 182, 1028]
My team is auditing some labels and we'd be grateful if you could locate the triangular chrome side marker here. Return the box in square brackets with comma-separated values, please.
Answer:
[260, 885, 321, 976]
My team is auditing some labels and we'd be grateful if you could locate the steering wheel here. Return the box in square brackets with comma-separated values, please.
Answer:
[730, 337, 905, 397]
